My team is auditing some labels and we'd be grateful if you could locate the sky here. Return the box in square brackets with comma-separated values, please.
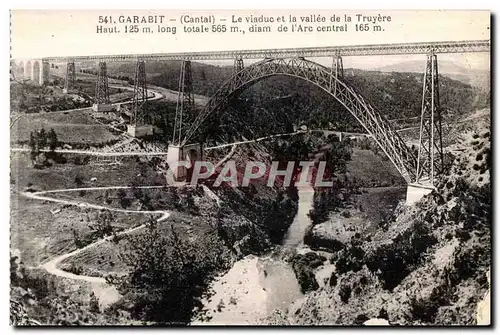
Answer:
[11, 10, 490, 71]
[198, 53, 490, 72]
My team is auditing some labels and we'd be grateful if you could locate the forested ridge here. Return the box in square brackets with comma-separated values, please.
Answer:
[114, 59, 489, 142]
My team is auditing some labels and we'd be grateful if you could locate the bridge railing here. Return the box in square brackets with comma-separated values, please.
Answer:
[41, 39, 490, 62]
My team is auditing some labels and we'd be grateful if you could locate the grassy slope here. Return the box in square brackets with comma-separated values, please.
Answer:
[11, 112, 119, 146]
[10, 153, 160, 191]
[345, 148, 405, 186]
[59, 211, 216, 278]
[10, 195, 149, 267]
[10, 153, 162, 266]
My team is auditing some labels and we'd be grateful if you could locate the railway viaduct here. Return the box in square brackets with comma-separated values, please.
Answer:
[11, 39, 490, 203]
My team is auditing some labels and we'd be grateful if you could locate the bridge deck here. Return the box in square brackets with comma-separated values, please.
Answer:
[42, 39, 490, 62]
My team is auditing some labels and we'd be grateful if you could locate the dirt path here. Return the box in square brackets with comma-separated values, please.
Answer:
[22, 187, 170, 283]
[20, 186, 172, 307]
[11, 147, 169, 157]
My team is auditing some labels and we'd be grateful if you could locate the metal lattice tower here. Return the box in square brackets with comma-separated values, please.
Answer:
[95, 61, 110, 104]
[234, 56, 244, 73]
[173, 60, 195, 145]
[332, 55, 344, 79]
[416, 53, 444, 185]
[329, 55, 344, 94]
[131, 59, 148, 126]
[64, 60, 75, 92]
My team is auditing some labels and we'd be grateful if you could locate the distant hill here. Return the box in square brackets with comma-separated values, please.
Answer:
[372, 60, 490, 90]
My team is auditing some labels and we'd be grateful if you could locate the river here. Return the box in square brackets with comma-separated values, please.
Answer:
[192, 186, 315, 325]
[282, 186, 315, 247]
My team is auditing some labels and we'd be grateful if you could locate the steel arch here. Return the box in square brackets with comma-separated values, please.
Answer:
[183, 57, 418, 183]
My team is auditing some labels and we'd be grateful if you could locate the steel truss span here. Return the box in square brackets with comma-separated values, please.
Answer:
[183, 57, 419, 183]
[43, 40, 489, 62]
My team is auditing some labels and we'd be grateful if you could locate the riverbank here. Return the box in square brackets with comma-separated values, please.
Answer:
[191, 254, 303, 325]
[190, 183, 425, 325]
[192, 187, 314, 325]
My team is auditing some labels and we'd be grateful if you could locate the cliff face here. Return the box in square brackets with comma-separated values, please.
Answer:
[274, 129, 491, 326]
[203, 144, 299, 256]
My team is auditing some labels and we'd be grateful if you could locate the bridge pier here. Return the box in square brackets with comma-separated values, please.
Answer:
[416, 53, 443, 185]
[23, 61, 30, 78]
[333, 55, 343, 78]
[406, 181, 435, 205]
[166, 143, 203, 181]
[127, 59, 153, 137]
[40, 61, 50, 85]
[172, 60, 195, 145]
[25, 60, 50, 85]
[330, 55, 343, 93]
[234, 56, 244, 73]
[127, 124, 153, 138]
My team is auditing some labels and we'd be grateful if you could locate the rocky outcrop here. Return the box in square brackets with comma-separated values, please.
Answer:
[282, 129, 491, 326]
[476, 270, 490, 325]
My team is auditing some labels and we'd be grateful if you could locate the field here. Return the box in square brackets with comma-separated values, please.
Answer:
[10, 195, 150, 267]
[11, 111, 120, 146]
[10, 151, 171, 268]
[10, 152, 165, 192]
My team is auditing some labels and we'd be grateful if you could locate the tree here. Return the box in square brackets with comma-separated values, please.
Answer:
[103, 189, 112, 205]
[47, 129, 58, 152]
[28, 132, 38, 162]
[74, 176, 83, 187]
[111, 224, 229, 324]
[140, 193, 153, 211]
[37, 128, 47, 150]
[167, 187, 181, 210]
[117, 189, 131, 209]
[90, 210, 114, 238]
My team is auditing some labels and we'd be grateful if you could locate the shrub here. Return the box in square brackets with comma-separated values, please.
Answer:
[110, 224, 230, 324]
[329, 272, 338, 287]
[335, 245, 365, 274]
[366, 223, 438, 290]
[338, 284, 351, 303]
[341, 211, 351, 218]
[291, 253, 324, 294]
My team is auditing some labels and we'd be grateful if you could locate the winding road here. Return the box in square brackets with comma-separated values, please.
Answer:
[11, 147, 169, 157]
[14, 84, 172, 284]
[23, 186, 171, 283]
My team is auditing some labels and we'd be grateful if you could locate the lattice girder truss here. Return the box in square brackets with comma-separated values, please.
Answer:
[47, 40, 489, 62]
[183, 57, 419, 183]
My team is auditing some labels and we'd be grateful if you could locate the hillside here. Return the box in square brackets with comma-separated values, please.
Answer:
[373, 60, 490, 90]
[264, 127, 491, 325]
[98, 60, 489, 122]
